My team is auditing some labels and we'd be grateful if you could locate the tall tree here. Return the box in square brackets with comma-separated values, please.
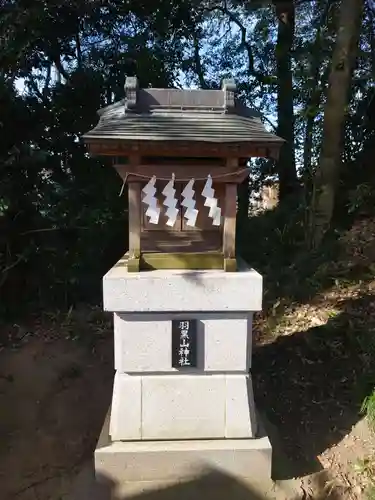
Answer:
[302, 1, 330, 178]
[309, 0, 364, 247]
[274, 0, 298, 201]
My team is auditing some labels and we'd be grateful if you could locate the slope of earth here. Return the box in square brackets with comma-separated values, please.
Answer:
[252, 217, 375, 499]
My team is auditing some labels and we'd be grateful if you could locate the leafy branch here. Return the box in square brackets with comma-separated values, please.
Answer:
[205, 3, 272, 84]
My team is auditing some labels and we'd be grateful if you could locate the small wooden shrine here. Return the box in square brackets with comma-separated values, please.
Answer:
[83, 76, 283, 272]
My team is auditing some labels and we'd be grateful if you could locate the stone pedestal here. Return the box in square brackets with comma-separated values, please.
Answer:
[95, 258, 272, 493]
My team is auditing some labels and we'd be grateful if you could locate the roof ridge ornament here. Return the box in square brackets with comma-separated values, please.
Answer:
[124, 76, 138, 112]
[222, 78, 237, 113]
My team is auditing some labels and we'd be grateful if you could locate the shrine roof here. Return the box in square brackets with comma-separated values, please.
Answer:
[82, 77, 284, 146]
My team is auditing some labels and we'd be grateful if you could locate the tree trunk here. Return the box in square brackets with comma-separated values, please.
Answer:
[237, 176, 250, 223]
[303, 1, 331, 177]
[193, 33, 208, 89]
[302, 1, 331, 226]
[274, 1, 298, 202]
[310, 0, 363, 248]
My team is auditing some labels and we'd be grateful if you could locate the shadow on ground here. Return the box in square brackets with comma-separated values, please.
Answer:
[253, 292, 375, 479]
[91, 469, 269, 500]
[73, 465, 345, 500]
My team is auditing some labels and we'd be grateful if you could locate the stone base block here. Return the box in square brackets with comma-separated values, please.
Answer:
[109, 373, 257, 441]
[114, 312, 253, 373]
[103, 258, 262, 313]
[95, 411, 272, 496]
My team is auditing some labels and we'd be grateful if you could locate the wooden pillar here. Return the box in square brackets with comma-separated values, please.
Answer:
[223, 158, 238, 272]
[127, 155, 141, 272]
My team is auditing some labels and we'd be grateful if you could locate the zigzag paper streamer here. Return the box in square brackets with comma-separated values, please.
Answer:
[201, 175, 221, 226]
[162, 176, 179, 227]
[181, 179, 198, 227]
[142, 176, 160, 224]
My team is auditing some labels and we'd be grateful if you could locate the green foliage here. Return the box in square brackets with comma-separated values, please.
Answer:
[0, 0, 374, 318]
[0, 0, 199, 317]
[354, 457, 375, 499]
[348, 183, 375, 215]
[240, 194, 327, 295]
[362, 392, 375, 428]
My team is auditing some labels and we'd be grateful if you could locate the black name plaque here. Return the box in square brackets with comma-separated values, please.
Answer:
[172, 319, 198, 368]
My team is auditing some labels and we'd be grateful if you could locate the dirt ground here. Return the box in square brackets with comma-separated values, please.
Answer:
[0, 308, 113, 500]
[0, 303, 374, 500]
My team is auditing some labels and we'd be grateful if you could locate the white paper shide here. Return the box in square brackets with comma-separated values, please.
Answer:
[181, 179, 198, 227]
[142, 176, 160, 224]
[202, 174, 221, 226]
[162, 177, 179, 227]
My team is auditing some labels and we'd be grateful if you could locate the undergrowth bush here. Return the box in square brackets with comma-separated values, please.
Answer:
[238, 199, 341, 305]
[362, 392, 375, 429]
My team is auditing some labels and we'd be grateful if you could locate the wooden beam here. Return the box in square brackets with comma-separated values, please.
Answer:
[127, 155, 141, 269]
[128, 182, 141, 256]
[141, 252, 224, 271]
[223, 185, 237, 260]
[85, 139, 281, 159]
[114, 164, 249, 184]
[223, 159, 238, 272]
[140, 156, 226, 166]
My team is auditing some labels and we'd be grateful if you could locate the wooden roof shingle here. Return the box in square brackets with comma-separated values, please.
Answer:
[82, 77, 284, 149]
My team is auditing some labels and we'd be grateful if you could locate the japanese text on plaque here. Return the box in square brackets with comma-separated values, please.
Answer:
[172, 319, 197, 369]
